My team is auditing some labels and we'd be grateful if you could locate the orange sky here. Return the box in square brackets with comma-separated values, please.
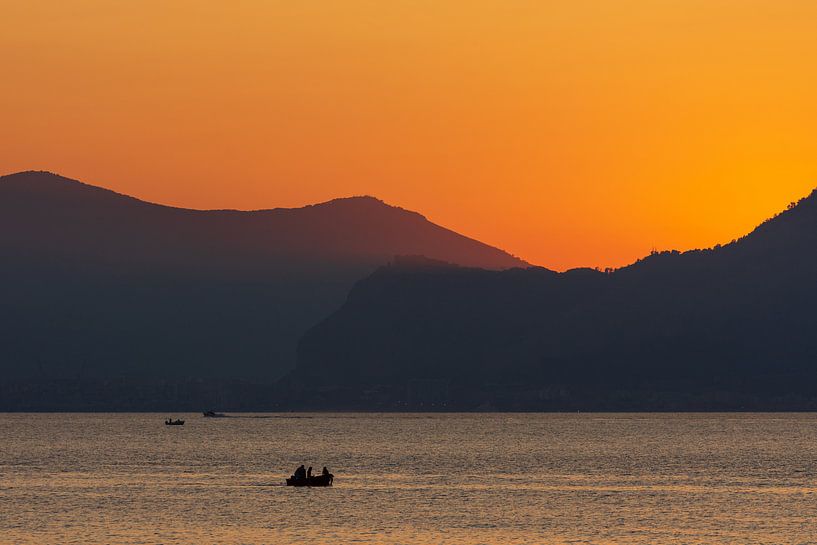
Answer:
[2, 1, 817, 270]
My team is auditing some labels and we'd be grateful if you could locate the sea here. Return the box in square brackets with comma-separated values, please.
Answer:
[1, 413, 816, 544]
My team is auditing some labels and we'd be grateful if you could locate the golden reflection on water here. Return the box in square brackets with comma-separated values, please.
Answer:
[2, 413, 817, 544]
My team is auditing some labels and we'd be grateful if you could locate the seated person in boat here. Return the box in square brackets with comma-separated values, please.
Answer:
[292, 464, 307, 481]
[322, 466, 334, 484]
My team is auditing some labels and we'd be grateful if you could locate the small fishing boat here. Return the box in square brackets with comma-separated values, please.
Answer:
[286, 474, 333, 487]
[202, 411, 226, 418]
[165, 419, 185, 426]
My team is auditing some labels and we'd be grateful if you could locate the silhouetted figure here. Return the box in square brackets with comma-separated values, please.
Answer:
[307, 466, 313, 479]
[293, 464, 306, 481]
[322, 466, 334, 485]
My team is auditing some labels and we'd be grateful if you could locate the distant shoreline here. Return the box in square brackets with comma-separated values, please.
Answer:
[4, 409, 817, 414]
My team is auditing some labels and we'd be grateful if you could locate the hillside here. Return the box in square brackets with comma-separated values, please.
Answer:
[294, 190, 817, 410]
[0, 171, 525, 392]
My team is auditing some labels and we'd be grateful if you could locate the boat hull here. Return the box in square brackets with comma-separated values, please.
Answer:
[286, 475, 333, 487]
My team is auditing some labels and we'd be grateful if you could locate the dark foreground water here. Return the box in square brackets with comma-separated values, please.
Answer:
[1, 413, 817, 544]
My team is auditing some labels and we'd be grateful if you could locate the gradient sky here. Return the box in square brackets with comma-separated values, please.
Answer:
[2, 1, 817, 269]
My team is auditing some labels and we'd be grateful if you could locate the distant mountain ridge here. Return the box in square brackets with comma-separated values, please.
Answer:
[0, 171, 525, 268]
[0, 171, 525, 392]
[294, 188, 817, 410]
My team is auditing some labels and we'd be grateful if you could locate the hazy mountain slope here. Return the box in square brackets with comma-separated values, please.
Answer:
[0, 171, 526, 383]
[294, 190, 817, 409]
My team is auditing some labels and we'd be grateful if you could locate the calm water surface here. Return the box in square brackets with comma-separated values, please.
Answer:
[1, 413, 817, 544]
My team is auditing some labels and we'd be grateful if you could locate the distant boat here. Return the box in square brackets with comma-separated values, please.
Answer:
[165, 419, 185, 426]
[286, 474, 333, 487]
[202, 411, 226, 418]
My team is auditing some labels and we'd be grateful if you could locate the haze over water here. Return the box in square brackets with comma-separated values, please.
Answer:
[2, 413, 816, 544]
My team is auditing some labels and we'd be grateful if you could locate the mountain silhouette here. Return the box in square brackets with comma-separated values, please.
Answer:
[0, 171, 525, 388]
[294, 190, 817, 410]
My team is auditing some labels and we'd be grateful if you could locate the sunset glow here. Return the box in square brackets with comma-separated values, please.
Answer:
[3, 0, 817, 269]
